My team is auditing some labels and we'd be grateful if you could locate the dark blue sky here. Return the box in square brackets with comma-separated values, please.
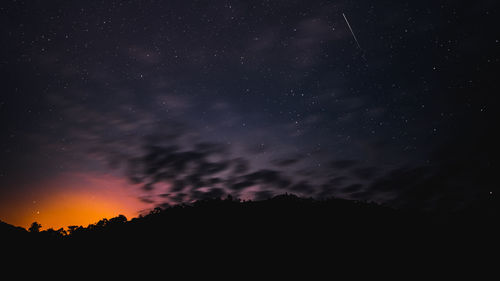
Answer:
[1, 0, 498, 226]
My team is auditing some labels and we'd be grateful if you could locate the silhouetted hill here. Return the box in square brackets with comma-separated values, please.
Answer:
[2, 194, 498, 270]
[0, 219, 28, 238]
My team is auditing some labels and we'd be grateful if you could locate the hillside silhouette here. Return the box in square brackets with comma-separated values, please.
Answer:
[2, 193, 498, 275]
[2, 194, 498, 254]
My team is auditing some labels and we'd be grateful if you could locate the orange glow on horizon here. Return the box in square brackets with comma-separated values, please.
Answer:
[31, 192, 133, 230]
[0, 172, 151, 230]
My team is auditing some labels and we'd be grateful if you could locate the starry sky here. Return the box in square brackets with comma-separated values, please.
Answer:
[0, 0, 498, 229]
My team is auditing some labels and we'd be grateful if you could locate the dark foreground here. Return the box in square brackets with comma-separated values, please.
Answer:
[1, 194, 498, 271]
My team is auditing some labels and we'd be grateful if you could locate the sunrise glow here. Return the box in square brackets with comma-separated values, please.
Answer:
[0, 172, 150, 230]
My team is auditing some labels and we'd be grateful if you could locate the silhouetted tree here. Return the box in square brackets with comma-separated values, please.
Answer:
[96, 218, 108, 228]
[29, 222, 42, 233]
[67, 225, 79, 235]
[57, 228, 67, 236]
[109, 214, 127, 224]
[44, 228, 62, 238]
[150, 207, 162, 215]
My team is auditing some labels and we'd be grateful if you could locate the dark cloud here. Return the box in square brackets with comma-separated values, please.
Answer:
[364, 131, 499, 210]
[351, 167, 379, 180]
[241, 170, 291, 189]
[342, 184, 364, 194]
[327, 176, 349, 187]
[191, 188, 226, 201]
[229, 180, 255, 191]
[272, 157, 301, 167]
[122, 128, 324, 206]
[254, 190, 275, 201]
[289, 181, 315, 195]
[330, 160, 358, 170]
[138, 196, 155, 204]
[232, 158, 250, 175]
[171, 193, 188, 204]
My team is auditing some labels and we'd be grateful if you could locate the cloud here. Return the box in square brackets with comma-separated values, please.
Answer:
[121, 124, 334, 207]
[272, 157, 301, 167]
[330, 160, 358, 169]
[342, 183, 364, 193]
[156, 94, 192, 113]
[351, 167, 379, 180]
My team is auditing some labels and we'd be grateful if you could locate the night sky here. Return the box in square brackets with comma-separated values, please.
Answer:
[1, 0, 498, 229]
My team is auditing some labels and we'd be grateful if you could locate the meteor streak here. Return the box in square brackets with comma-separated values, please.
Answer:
[343, 13, 361, 50]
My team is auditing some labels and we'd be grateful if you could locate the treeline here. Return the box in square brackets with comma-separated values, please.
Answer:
[8, 193, 500, 239]
[24, 194, 414, 238]
[1, 193, 498, 270]
[2, 193, 498, 255]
